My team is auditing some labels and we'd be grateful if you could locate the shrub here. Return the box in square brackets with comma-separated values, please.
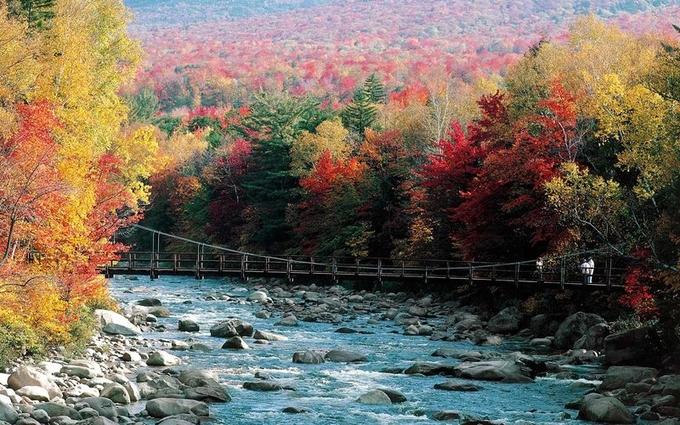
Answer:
[0, 314, 44, 369]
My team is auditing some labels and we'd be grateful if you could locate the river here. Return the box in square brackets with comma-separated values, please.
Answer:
[108, 274, 601, 424]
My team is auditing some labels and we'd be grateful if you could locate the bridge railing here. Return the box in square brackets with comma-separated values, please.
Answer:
[104, 250, 630, 288]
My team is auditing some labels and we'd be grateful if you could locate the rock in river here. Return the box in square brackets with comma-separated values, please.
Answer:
[222, 336, 249, 350]
[253, 330, 287, 341]
[276, 315, 299, 327]
[454, 360, 532, 383]
[434, 381, 481, 391]
[178, 320, 199, 332]
[137, 298, 162, 306]
[487, 306, 522, 334]
[554, 312, 605, 349]
[599, 366, 658, 391]
[147, 351, 181, 366]
[243, 381, 291, 392]
[577, 393, 635, 424]
[324, 349, 367, 363]
[210, 319, 254, 338]
[357, 390, 392, 405]
[292, 351, 325, 364]
[145, 399, 209, 418]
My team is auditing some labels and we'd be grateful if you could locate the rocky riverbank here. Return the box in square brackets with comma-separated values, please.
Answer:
[0, 277, 677, 424]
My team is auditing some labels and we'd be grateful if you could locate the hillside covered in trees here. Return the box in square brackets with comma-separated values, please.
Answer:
[124, 0, 680, 112]
[128, 10, 680, 343]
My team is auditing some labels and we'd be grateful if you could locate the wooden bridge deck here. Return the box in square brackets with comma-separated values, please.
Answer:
[100, 251, 627, 290]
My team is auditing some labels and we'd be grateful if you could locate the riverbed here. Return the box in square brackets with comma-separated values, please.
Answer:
[109, 274, 599, 424]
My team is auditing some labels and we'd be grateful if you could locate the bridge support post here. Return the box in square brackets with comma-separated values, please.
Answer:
[560, 258, 565, 289]
[286, 256, 293, 283]
[240, 254, 247, 280]
[468, 263, 473, 284]
[331, 258, 337, 282]
[514, 263, 520, 288]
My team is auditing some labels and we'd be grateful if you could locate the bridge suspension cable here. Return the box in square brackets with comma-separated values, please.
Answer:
[128, 224, 618, 272]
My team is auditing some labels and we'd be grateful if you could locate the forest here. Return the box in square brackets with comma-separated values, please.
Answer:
[133, 17, 680, 344]
[1, 0, 680, 368]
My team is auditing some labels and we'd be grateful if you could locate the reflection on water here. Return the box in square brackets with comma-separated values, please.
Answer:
[109, 275, 596, 424]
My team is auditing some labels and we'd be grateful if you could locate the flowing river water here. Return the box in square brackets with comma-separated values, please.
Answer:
[108, 275, 602, 425]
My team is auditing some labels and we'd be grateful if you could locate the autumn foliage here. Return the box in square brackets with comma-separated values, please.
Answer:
[136, 18, 680, 331]
[0, 0, 159, 360]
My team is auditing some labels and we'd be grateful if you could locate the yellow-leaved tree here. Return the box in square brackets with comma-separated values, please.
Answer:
[0, 0, 160, 361]
[291, 119, 351, 176]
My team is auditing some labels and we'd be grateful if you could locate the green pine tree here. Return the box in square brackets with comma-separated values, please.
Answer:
[341, 89, 378, 136]
[7, 0, 55, 30]
[127, 88, 160, 123]
[363, 73, 386, 104]
[238, 93, 328, 250]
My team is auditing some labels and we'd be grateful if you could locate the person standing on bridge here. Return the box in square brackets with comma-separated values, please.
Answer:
[535, 257, 544, 282]
[586, 256, 595, 285]
[579, 257, 589, 285]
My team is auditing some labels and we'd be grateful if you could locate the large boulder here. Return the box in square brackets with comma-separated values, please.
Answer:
[487, 307, 522, 334]
[554, 312, 606, 349]
[33, 403, 81, 420]
[530, 314, 559, 337]
[253, 330, 287, 341]
[100, 383, 131, 404]
[178, 320, 199, 332]
[242, 381, 286, 392]
[574, 323, 610, 351]
[324, 350, 367, 363]
[578, 393, 635, 424]
[81, 397, 118, 419]
[94, 309, 141, 336]
[145, 399, 209, 418]
[0, 400, 19, 424]
[454, 360, 532, 383]
[61, 360, 102, 379]
[137, 298, 162, 306]
[8, 366, 62, 399]
[599, 366, 658, 391]
[222, 336, 249, 350]
[147, 351, 181, 367]
[356, 390, 392, 405]
[16, 386, 50, 402]
[210, 319, 253, 338]
[247, 291, 270, 303]
[275, 315, 298, 327]
[404, 362, 457, 376]
[604, 326, 656, 365]
[292, 351, 324, 364]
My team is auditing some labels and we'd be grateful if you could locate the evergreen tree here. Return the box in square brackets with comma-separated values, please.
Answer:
[341, 89, 378, 136]
[7, 0, 55, 29]
[363, 73, 387, 104]
[238, 93, 328, 250]
[127, 87, 160, 123]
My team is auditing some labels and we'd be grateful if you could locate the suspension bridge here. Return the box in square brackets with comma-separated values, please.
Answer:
[99, 225, 630, 290]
